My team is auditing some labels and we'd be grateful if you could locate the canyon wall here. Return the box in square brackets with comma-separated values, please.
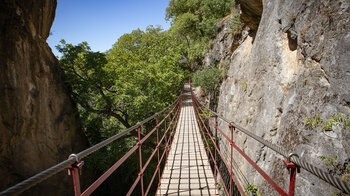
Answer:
[0, 1, 89, 195]
[204, 0, 350, 195]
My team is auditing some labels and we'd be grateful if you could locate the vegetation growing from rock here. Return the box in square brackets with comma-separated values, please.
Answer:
[319, 154, 350, 195]
[245, 184, 261, 196]
[230, 12, 242, 34]
[166, 0, 236, 69]
[192, 67, 222, 93]
[304, 113, 350, 131]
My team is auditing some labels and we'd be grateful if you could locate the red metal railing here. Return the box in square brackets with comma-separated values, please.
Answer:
[190, 83, 298, 196]
[67, 92, 183, 196]
[3, 82, 349, 195]
[0, 87, 183, 196]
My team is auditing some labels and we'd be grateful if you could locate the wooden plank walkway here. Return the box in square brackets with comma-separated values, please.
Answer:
[156, 86, 218, 196]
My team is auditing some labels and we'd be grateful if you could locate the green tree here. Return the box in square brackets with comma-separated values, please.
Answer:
[57, 26, 186, 195]
[57, 27, 185, 130]
[56, 40, 131, 130]
[166, 0, 236, 69]
[105, 26, 185, 125]
[192, 67, 222, 93]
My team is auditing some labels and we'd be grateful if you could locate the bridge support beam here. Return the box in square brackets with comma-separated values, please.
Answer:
[137, 126, 144, 196]
[68, 161, 84, 196]
[284, 160, 300, 196]
[155, 115, 162, 195]
[214, 115, 218, 195]
[229, 124, 234, 196]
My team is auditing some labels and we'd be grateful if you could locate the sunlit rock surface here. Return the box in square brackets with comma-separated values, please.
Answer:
[204, 0, 350, 195]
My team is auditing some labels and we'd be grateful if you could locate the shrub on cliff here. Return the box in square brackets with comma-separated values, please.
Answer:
[192, 67, 222, 93]
[166, 0, 236, 68]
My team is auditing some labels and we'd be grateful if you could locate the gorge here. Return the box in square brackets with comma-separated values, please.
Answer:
[1, 0, 349, 195]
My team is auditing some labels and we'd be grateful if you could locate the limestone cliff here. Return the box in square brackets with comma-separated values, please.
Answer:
[0, 0, 89, 195]
[204, 0, 350, 195]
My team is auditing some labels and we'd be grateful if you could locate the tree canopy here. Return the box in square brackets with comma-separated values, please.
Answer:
[57, 26, 187, 194]
[57, 26, 186, 145]
[165, 0, 235, 69]
[166, 0, 234, 40]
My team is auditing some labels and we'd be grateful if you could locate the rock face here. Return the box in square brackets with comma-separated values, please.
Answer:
[205, 0, 350, 195]
[237, 0, 262, 32]
[0, 0, 89, 195]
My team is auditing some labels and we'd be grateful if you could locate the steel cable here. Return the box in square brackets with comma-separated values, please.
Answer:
[192, 92, 350, 194]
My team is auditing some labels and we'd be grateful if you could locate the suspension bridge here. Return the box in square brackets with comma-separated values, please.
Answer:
[1, 83, 349, 196]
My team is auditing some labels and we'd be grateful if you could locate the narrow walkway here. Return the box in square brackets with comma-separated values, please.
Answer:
[157, 85, 218, 196]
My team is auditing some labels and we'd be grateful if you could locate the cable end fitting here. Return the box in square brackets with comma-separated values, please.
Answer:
[69, 154, 80, 163]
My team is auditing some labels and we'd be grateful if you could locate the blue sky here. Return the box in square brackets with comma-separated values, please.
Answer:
[47, 0, 171, 56]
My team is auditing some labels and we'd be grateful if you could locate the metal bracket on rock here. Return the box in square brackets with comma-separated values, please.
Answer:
[68, 154, 84, 176]
[284, 153, 300, 173]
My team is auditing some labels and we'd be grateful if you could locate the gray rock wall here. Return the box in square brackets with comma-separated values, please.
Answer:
[0, 1, 89, 195]
[205, 0, 350, 195]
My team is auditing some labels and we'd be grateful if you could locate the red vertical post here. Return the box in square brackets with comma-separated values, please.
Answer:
[156, 115, 161, 195]
[137, 126, 144, 196]
[164, 109, 168, 168]
[214, 115, 218, 194]
[229, 124, 234, 196]
[68, 161, 84, 196]
[284, 160, 299, 196]
[289, 167, 297, 196]
[165, 110, 167, 132]
[169, 106, 176, 142]
[206, 111, 210, 157]
[206, 109, 209, 130]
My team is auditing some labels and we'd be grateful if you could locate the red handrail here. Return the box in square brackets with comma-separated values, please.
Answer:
[192, 95, 244, 195]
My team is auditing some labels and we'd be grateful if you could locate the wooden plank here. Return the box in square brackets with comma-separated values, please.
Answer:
[156, 85, 218, 196]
